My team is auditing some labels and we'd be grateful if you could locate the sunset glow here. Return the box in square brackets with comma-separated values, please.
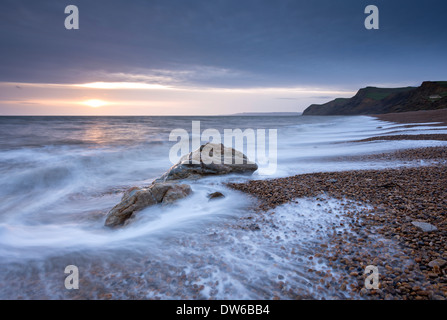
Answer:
[82, 99, 108, 108]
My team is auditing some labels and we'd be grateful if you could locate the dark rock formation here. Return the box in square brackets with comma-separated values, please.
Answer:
[303, 81, 447, 116]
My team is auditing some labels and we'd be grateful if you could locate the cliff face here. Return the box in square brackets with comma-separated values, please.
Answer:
[303, 81, 447, 115]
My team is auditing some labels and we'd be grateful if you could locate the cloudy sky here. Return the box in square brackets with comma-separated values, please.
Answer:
[1, 0, 446, 115]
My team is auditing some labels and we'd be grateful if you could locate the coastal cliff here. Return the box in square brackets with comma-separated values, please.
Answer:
[303, 81, 447, 115]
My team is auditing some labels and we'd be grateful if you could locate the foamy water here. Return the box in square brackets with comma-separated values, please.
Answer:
[0, 115, 446, 299]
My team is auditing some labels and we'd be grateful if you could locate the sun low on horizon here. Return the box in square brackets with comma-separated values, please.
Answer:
[81, 99, 109, 108]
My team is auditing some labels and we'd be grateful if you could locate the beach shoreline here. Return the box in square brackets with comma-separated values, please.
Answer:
[228, 112, 447, 300]
[1, 114, 446, 300]
[372, 108, 447, 126]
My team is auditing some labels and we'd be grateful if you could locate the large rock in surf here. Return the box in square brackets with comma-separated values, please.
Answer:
[105, 143, 258, 228]
[104, 183, 192, 228]
[155, 142, 258, 182]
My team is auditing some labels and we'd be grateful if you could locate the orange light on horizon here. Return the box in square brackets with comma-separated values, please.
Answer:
[81, 99, 108, 108]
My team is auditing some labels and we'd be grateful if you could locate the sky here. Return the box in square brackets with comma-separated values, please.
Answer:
[0, 0, 446, 115]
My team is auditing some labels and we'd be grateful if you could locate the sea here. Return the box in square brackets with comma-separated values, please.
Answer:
[0, 115, 446, 299]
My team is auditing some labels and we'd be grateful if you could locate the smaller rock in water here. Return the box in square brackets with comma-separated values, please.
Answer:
[105, 183, 192, 228]
[207, 192, 225, 201]
[411, 221, 437, 232]
[104, 187, 158, 228]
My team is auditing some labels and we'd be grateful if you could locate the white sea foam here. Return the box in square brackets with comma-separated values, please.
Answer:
[0, 115, 444, 299]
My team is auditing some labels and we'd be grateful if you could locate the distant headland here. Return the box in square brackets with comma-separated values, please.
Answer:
[302, 81, 447, 116]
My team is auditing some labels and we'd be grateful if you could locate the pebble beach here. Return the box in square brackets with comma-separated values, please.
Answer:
[228, 111, 447, 300]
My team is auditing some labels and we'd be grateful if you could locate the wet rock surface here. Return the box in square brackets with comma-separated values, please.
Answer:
[155, 142, 258, 182]
[207, 192, 225, 201]
[105, 183, 192, 227]
[161, 184, 193, 206]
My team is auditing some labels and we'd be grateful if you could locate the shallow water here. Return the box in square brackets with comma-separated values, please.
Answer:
[0, 115, 446, 299]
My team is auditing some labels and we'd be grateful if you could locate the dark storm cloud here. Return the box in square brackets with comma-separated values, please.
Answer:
[1, 0, 446, 87]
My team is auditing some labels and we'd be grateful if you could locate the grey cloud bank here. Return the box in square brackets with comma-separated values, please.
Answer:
[1, 0, 446, 89]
